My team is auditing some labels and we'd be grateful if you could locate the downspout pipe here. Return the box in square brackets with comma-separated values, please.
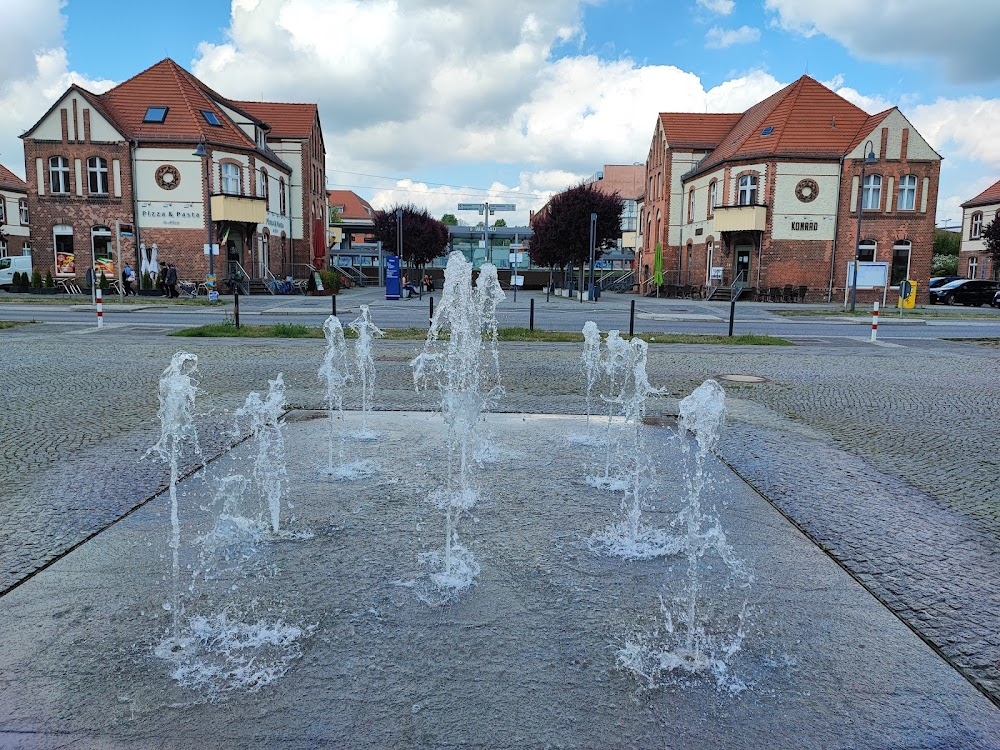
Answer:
[130, 139, 141, 274]
[827, 155, 846, 302]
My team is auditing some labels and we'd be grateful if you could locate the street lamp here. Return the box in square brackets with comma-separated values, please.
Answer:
[395, 207, 403, 275]
[193, 142, 215, 287]
[588, 213, 597, 302]
[849, 139, 878, 312]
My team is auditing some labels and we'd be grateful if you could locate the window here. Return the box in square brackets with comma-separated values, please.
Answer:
[259, 168, 268, 201]
[19, 199, 29, 224]
[201, 110, 221, 126]
[49, 156, 70, 194]
[649, 176, 654, 202]
[0, 198, 5, 223]
[221, 162, 241, 195]
[761, 126, 773, 136]
[21, 242, 30, 257]
[970, 211, 983, 240]
[87, 157, 108, 195]
[737, 174, 757, 205]
[708, 180, 717, 217]
[890, 241, 911, 286]
[0, 239, 6, 256]
[857, 239, 876, 262]
[687, 188, 695, 223]
[143, 106, 168, 123]
[896, 174, 916, 211]
[969, 256, 979, 279]
[279, 177, 287, 216]
[861, 174, 882, 210]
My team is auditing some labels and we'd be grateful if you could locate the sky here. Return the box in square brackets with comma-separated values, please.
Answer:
[2, 0, 1000, 228]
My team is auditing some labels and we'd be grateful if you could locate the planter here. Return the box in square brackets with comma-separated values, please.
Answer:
[39, 287, 58, 295]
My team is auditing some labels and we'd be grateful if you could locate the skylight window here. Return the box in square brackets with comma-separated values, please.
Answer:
[760, 126, 774, 136]
[201, 110, 221, 126]
[143, 106, 168, 123]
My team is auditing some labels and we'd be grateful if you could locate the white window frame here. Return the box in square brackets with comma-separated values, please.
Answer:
[688, 188, 695, 222]
[896, 174, 916, 211]
[279, 177, 287, 216]
[969, 256, 979, 278]
[49, 156, 70, 194]
[221, 162, 241, 195]
[259, 168, 268, 201]
[0, 197, 5, 223]
[708, 180, 717, 216]
[737, 174, 757, 206]
[890, 241, 911, 286]
[87, 156, 108, 195]
[19, 199, 29, 224]
[22, 242, 31, 258]
[858, 239, 877, 262]
[861, 174, 882, 210]
[0, 239, 6, 257]
[970, 212, 983, 240]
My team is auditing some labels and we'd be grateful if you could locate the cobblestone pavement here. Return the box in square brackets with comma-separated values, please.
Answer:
[0, 321, 998, 706]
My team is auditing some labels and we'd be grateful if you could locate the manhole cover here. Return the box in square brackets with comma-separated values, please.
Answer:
[717, 374, 767, 383]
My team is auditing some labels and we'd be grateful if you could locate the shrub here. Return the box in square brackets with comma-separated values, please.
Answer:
[98, 270, 108, 290]
[44, 271, 54, 288]
[31, 270, 42, 288]
[318, 269, 341, 293]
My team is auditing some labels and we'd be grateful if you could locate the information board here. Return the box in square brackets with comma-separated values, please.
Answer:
[385, 255, 401, 300]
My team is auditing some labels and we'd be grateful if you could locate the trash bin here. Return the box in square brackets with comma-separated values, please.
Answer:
[897, 279, 917, 309]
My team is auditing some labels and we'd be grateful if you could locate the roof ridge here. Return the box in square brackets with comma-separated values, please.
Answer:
[166, 60, 211, 143]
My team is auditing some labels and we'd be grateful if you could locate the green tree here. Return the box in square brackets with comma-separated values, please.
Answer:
[440, 213, 459, 226]
[493, 218, 507, 227]
[528, 183, 623, 272]
[933, 229, 960, 257]
[981, 218, 1000, 273]
[372, 204, 450, 271]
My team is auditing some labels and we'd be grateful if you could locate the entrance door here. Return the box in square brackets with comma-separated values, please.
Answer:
[257, 231, 270, 279]
[735, 244, 752, 284]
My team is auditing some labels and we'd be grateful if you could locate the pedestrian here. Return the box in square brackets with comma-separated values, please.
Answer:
[402, 275, 418, 299]
[165, 262, 179, 299]
[158, 261, 168, 296]
[122, 263, 136, 296]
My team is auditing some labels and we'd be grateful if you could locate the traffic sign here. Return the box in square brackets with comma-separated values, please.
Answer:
[457, 203, 483, 211]
[489, 203, 516, 211]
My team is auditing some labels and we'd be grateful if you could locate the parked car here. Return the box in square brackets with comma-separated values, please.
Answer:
[993, 289, 1000, 309]
[928, 278, 1000, 306]
[928, 275, 962, 291]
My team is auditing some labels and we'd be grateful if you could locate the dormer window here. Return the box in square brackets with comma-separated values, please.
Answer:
[201, 110, 221, 126]
[143, 106, 168, 123]
[255, 128, 265, 148]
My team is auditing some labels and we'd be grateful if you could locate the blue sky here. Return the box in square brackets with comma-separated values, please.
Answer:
[4, 0, 1000, 226]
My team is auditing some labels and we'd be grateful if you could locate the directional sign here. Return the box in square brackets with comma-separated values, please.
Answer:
[457, 203, 484, 211]
[489, 203, 516, 211]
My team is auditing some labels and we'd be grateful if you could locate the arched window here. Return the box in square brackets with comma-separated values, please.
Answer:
[737, 174, 757, 205]
[858, 239, 876, 262]
[891, 240, 911, 285]
[279, 177, 287, 216]
[221, 162, 241, 195]
[687, 188, 695, 223]
[87, 157, 108, 195]
[708, 180, 717, 217]
[862, 174, 882, 210]
[970, 211, 983, 240]
[49, 156, 70, 194]
[259, 167, 268, 201]
[896, 174, 916, 211]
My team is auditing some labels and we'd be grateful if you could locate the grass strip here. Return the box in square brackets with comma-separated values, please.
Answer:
[0, 321, 28, 330]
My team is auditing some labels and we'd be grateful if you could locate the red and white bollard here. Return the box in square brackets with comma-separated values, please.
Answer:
[870, 301, 878, 342]
[96, 288, 103, 329]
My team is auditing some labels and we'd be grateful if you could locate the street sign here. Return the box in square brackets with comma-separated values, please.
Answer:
[490, 203, 516, 211]
[457, 203, 483, 211]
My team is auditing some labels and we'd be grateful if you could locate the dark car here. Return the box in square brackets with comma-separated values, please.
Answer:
[929, 275, 962, 290]
[993, 289, 1000, 309]
[928, 278, 1000, 306]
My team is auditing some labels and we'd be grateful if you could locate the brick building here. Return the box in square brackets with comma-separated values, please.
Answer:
[640, 76, 941, 303]
[0, 164, 31, 259]
[20, 58, 325, 290]
[583, 164, 643, 270]
[958, 179, 1000, 281]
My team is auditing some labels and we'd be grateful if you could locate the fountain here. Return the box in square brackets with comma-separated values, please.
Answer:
[233, 374, 288, 535]
[410, 250, 504, 601]
[145, 351, 201, 648]
[348, 304, 385, 440]
[617, 379, 753, 691]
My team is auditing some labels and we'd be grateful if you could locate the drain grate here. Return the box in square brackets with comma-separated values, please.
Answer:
[717, 374, 767, 383]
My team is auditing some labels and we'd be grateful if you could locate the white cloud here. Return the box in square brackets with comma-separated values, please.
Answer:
[909, 97, 1000, 168]
[705, 26, 761, 49]
[697, 0, 735, 15]
[765, 0, 1000, 83]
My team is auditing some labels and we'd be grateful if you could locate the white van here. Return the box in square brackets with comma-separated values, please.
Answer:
[0, 256, 33, 288]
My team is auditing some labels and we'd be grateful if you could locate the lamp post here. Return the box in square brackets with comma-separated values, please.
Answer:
[395, 207, 403, 278]
[850, 139, 878, 312]
[588, 212, 597, 302]
[193, 142, 215, 287]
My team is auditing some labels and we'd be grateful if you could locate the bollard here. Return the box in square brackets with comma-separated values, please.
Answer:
[428, 296, 434, 327]
[234, 289, 241, 329]
[332, 294, 337, 317]
[870, 301, 879, 343]
[629, 299, 635, 337]
[96, 288, 103, 329]
[529, 298, 535, 331]
[728, 292, 737, 337]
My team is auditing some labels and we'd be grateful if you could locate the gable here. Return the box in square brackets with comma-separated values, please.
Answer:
[22, 87, 125, 143]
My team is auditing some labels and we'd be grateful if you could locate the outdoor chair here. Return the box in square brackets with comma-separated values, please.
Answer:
[797, 285, 808, 302]
[783, 284, 795, 302]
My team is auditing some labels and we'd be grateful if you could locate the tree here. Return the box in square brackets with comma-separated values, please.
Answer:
[981, 218, 1000, 274]
[528, 183, 623, 272]
[441, 213, 459, 226]
[371, 204, 450, 271]
[493, 218, 507, 227]
[933, 229, 960, 257]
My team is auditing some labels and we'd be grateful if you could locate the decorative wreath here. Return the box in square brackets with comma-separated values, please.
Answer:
[155, 164, 181, 190]
[795, 178, 818, 203]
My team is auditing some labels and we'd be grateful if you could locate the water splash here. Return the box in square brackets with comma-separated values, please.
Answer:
[348, 305, 385, 439]
[618, 380, 753, 691]
[410, 251, 505, 601]
[233, 374, 288, 534]
[590, 338, 678, 559]
[582, 321, 602, 426]
[318, 316, 354, 474]
[145, 352, 201, 646]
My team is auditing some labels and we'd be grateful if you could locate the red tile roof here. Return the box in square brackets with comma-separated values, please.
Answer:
[687, 76, 878, 178]
[961, 178, 1000, 209]
[0, 164, 27, 192]
[231, 101, 318, 139]
[659, 113, 743, 150]
[328, 190, 374, 222]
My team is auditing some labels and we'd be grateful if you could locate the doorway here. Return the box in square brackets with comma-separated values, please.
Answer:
[735, 244, 752, 283]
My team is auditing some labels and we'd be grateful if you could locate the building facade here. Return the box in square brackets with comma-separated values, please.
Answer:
[20, 59, 325, 289]
[0, 164, 31, 259]
[583, 164, 644, 270]
[640, 76, 941, 303]
[958, 179, 1000, 281]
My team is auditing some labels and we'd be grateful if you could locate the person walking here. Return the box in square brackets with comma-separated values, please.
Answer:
[122, 264, 136, 296]
[158, 261, 168, 296]
[165, 262, 179, 299]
